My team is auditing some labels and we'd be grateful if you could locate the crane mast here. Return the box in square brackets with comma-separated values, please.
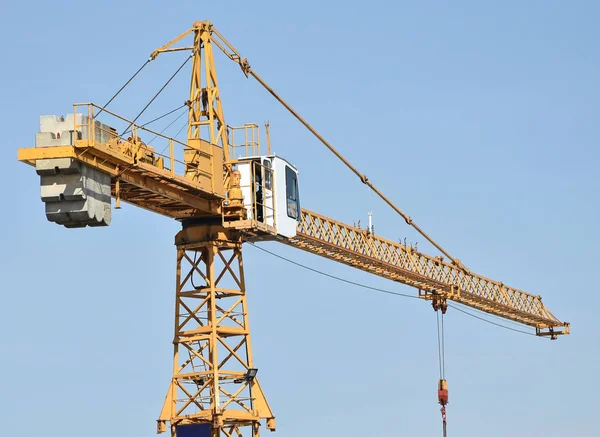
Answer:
[151, 24, 276, 436]
[16, 21, 569, 437]
[157, 223, 275, 436]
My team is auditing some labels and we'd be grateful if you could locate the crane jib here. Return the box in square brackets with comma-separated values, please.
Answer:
[285, 209, 568, 335]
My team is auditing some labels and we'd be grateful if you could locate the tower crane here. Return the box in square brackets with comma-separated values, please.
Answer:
[17, 21, 569, 437]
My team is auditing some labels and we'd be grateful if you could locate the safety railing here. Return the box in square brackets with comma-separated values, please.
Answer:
[71, 103, 208, 181]
[228, 123, 260, 159]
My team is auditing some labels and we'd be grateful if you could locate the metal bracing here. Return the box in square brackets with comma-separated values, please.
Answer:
[187, 22, 230, 160]
[18, 103, 223, 218]
[151, 21, 232, 198]
[158, 225, 275, 436]
[281, 209, 569, 336]
[16, 19, 571, 437]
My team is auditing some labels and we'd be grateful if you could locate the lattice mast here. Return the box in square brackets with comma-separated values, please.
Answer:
[157, 225, 275, 437]
[153, 22, 273, 437]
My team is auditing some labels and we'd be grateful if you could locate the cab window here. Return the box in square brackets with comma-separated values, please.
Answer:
[285, 166, 300, 220]
[263, 159, 272, 190]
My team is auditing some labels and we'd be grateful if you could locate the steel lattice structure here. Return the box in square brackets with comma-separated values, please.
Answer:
[17, 20, 569, 437]
[158, 226, 275, 436]
[286, 209, 566, 334]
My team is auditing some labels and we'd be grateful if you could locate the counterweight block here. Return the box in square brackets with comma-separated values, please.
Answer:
[34, 114, 113, 228]
[36, 157, 112, 228]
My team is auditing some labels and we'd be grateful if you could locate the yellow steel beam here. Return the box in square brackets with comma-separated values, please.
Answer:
[158, 229, 275, 437]
[280, 209, 569, 337]
[18, 144, 220, 218]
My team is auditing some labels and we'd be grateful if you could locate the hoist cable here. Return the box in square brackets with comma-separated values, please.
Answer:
[247, 242, 419, 300]
[448, 303, 544, 338]
[97, 59, 151, 117]
[436, 312, 443, 379]
[121, 54, 192, 136]
[438, 311, 448, 437]
[248, 242, 541, 336]
[441, 312, 446, 379]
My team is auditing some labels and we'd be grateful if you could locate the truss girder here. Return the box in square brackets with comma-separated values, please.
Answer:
[158, 236, 275, 436]
[283, 209, 568, 333]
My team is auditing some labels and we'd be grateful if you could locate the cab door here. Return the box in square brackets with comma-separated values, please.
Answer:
[262, 158, 275, 227]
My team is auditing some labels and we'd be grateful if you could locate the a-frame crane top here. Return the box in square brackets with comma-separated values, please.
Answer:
[18, 21, 569, 437]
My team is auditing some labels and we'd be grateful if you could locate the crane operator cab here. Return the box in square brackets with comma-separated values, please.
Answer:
[235, 155, 300, 239]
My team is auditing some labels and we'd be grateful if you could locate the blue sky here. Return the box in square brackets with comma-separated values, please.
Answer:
[1, 1, 599, 436]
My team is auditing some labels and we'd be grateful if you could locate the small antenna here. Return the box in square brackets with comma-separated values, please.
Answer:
[265, 121, 271, 155]
[368, 211, 374, 234]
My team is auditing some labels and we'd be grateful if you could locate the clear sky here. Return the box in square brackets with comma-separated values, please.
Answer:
[1, 1, 598, 436]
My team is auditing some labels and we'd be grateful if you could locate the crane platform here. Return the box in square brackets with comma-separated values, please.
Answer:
[18, 104, 223, 221]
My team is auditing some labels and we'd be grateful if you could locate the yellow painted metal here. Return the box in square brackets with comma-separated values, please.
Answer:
[184, 138, 224, 192]
[185, 22, 228, 195]
[275, 209, 569, 337]
[18, 103, 224, 218]
[228, 124, 261, 158]
[264, 122, 271, 155]
[16, 23, 569, 336]
[16, 26, 570, 336]
[195, 21, 568, 337]
[158, 224, 275, 436]
[16, 20, 571, 437]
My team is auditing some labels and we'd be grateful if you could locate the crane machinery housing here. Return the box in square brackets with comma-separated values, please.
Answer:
[17, 21, 569, 437]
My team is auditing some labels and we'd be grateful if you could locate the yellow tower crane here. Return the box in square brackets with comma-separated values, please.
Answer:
[18, 21, 569, 437]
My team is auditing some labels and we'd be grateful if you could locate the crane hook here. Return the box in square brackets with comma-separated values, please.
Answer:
[438, 379, 448, 437]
